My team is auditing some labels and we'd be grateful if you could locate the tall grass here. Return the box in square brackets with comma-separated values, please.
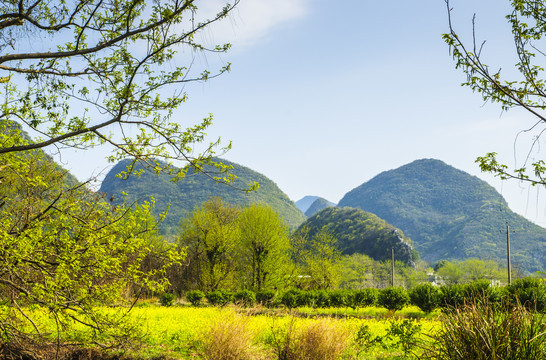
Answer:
[270, 317, 351, 360]
[203, 316, 256, 360]
[421, 299, 546, 360]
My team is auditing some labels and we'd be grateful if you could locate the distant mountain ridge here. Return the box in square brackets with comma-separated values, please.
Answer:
[99, 158, 306, 233]
[338, 159, 546, 273]
[305, 198, 335, 217]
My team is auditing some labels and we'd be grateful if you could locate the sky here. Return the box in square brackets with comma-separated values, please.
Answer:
[60, 0, 546, 227]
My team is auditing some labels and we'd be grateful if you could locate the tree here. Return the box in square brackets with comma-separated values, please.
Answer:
[444, 0, 546, 185]
[291, 227, 341, 290]
[0, 0, 248, 185]
[0, 124, 182, 347]
[0, 0, 243, 351]
[178, 197, 241, 291]
[238, 204, 291, 291]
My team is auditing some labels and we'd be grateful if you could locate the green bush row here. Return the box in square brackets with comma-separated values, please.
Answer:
[180, 277, 545, 313]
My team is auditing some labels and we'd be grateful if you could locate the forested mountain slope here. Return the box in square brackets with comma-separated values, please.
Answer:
[100, 158, 306, 233]
[338, 159, 546, 273]
[295, 207, 417, 266]
[305, 197, 335, 217]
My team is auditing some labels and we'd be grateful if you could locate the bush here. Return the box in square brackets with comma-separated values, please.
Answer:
[159, 292, 176, 307]
[507, 277, 546, 312]
[350, 288, 377, 309]
[233, 290, 256, 307]
[420, 299, 546, 360]
[410, 283, 441, 313]
[203, 316, 255, 360]
[280, 289, 303, 309]
[439, 284, 465, 309]
[377, 287, 409, 312]
[313, 290, 330, 308]
[186, 290, 205, 306]
[298, 290, 317, 307]
[462, 280, 504, 305]
[328, 290, 348, 308]
[256, 290, 276, 307]
[206, 290, 233, 306]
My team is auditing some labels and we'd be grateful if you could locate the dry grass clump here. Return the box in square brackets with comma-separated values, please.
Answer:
[273, 318, 351, 360]
[203, 316, 256, 360]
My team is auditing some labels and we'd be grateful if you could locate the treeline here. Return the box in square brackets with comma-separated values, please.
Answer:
[151, 197, 526, 296]
[171, 278, 546, 314]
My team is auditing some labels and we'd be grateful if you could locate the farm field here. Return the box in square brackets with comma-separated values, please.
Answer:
[25, 303, 440, 359]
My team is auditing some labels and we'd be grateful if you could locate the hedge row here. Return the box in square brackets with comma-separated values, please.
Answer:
[180, 278, 545, 313]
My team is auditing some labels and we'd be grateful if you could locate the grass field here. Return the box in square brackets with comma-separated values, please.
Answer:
[25, 302, 439, 359]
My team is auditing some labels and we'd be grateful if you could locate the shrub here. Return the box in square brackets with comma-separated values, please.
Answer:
[420, 299, 546, 360]
[462, 280, 504, 305]
[186, 290, 205, 306]
[507, 277, 546, 312]
[256, 289, 276, 307]
[205, 290, 233, 306]
[298, 290, 317, 307]
[439, 284, 465, 309]
[280, 289, 303, 309]
[328, 290, 348, 308]
[350, 288, 377, 309]
[377, 287, 409, 312]
[159, 292, 176, 307]
[410, 283, 441, 313]
[313, 290, 330, 308]
[203, 316, 255, 360]
[233, 290, 256, 307]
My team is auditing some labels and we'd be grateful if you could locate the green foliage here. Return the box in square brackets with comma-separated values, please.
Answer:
[350, 289, 378, 309]
[159, 293, 176, 307]
[435, 259, 507, 285]
[186, 290, 205, 306]
[280, 289, 304, 309]
[338, 159, 546, 273]
[409, 283, 441, 313]
[328, 290, 348, 308]
[205, 290, 233, 306]
[295, 207, 416, 266]
[377, 287, 410, 312]
[290, 227, 342, 290]
[0, 124, 183, 344]
[178, 197, 241, 292]
[304, 197, 335, 217]
[0, 0, 240, 182]
[233, 290, 256, 307]
[446, 0, 546, 192]
[506, 277, 546, 312]
[439, 284, 465, 309]
[256, 290, 276, 307]
[238, 204, 291, 291]
[421, 299, 546, 360]
[385, 319, 422, 357]
[101, 158, 306, 233]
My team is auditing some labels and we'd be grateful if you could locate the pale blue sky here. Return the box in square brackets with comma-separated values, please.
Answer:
[63, 0, 546, 226]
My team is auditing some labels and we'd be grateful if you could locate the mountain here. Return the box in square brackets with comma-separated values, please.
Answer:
[99, 158, 306, 233]
[295, 207, 416, 266]
[338, 159, 546, 273]
[305, 197, 335, 217]
[296, 196, 322, 213]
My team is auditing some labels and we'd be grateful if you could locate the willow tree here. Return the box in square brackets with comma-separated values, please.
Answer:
[444, 0, 546, 185]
